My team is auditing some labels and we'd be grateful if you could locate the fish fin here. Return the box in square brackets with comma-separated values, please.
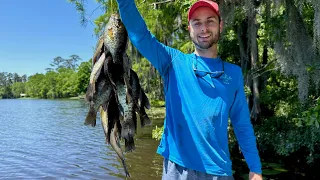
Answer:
[140, 89, 151, 109]
[133, 108, 137, 132]
[85, 83, 95, 103]
[84, 108, 97, 127]
[121, 106, 136, 140]
[121, 122, 135, 144]
[140, 113, 152, 127]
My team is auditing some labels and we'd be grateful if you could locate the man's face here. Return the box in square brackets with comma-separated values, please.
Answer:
[188, 7, 220, 50]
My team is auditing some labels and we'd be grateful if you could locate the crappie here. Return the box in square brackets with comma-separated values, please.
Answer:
[84, 53, 112, 127]
[86, 52, 106, 100]
[104, 13, 128, 65]
[129, 69, 151, 127]
[114, 77, 137, 152]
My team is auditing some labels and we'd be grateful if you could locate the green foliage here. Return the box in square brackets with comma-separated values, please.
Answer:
[0, 72, 27, 98]
[0, 54, 90, 99]
[152, 125, 164, 141]
[293, 98, 320, 128]
[49, 55, 81, 71]
[260, 71, 299, 114]
[256, 116, 320, 165]
[68, 0, 87, 26]
[244, 85, 252, 97]
[11, 82, 26, 98]
[132, 57, 164, 100]
[76, 60, 91, 94]
[150, 99, 165, 107]
[55, 68, 78, 98]
[252, 70, 320, 167]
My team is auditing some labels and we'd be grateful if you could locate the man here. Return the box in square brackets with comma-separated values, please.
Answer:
[115, 0, 263, 179]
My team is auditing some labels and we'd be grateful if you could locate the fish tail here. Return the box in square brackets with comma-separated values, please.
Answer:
[121, 109, 136, 140]
[122, 159, 131, 177]
[84, 108, 97, 127]
[85, 85, 94, 102]
[110, 122, 131, 177]
[113, 138, 130, 177]
[137, 103, 151, 127]
[124, 136, 135, 152]
[120, 123, 131, 140]
[140, 89, 150, 109]
[140, 113, 152, 127]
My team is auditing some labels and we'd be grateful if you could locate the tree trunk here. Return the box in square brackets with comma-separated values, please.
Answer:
[260, 0, 270, 92]
[248, 1, 261, 122]
[237, 19, 251, 105]
[237, 20, 249, 73]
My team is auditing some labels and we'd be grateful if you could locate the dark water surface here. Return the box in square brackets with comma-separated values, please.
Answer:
[0, 99, 163, 179]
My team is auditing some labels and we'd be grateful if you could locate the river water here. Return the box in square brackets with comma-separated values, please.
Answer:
[2, 99, 310, 179]
[0, 99, 163, 179]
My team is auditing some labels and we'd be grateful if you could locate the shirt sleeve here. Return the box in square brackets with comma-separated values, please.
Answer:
[116, 0, 179, 76]
[229, 67, 262, 174]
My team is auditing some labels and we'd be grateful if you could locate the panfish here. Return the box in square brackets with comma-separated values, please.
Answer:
[84, 53, 112, 127]
[104, 13, 128, 65]
[86, 52, 106, 100]
[129, 69, 151, 127]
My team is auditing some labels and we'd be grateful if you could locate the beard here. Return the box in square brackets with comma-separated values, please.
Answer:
[191, 31, 220, 50]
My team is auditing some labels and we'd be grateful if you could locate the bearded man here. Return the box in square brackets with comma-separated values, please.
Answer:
[115, 0, 263, 179]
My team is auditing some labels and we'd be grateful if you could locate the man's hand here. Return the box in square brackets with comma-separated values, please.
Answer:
[249, 172, 263, 180]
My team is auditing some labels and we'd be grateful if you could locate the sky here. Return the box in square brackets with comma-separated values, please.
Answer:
[0, 0, 105, 76]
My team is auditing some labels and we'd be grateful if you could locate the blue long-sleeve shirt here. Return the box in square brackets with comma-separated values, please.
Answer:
[116, 0, 262, 176]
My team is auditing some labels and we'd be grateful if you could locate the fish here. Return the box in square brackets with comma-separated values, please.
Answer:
[100, 94, 131, 177]
[129, 69, 151, 127]
[86, 52, 107, 100]
[105, 53, 151, 150]
[110, 117, 130, 177]
[114, 75, 137, 152]
[103, 14, 132, 104]
[139, 88, 151, 127]
[84, 12, 152, 177]
[104, 13, 128, 65]
[92, 35, 105, 66]
[100, 105, 109, 143]
[122, 53, 132, 103]
[84, 52, 112, 127]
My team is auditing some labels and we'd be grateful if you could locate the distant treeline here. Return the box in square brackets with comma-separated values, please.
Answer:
[0, 55, 91, 99]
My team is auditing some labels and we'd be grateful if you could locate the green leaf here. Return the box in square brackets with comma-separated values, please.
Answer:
[315, 120, 319, 129]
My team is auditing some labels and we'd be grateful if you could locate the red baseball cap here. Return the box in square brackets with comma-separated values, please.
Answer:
[188, 0, 221, 22]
